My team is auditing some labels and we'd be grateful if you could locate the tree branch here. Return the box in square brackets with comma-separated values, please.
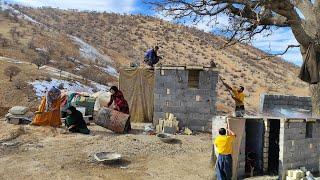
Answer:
[291, 0, 315, 21]
[259, 44, 301, 60]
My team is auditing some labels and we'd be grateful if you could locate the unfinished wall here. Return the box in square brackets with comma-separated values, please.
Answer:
[278, 119, 320, 179]
[213, 116, 320, 180]
[154, 67, 218, 131]
[260, 94, 312, 117]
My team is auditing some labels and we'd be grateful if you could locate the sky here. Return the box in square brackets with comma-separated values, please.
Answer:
[5, 0, 303, 66]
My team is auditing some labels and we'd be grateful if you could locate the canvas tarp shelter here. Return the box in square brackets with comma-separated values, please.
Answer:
[119, 68, 154, 123]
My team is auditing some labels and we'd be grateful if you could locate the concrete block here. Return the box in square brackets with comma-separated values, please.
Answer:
[7, 118, 20, 125]
[190, 125, 206, 132]
[163, 126, 176, 134]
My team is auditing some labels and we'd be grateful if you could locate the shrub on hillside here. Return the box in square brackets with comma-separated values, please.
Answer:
[4, 65, 21, 82]
[14, 79, 28, 90]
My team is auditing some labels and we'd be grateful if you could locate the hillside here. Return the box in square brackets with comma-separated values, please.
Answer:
[0, 4, 309, 115]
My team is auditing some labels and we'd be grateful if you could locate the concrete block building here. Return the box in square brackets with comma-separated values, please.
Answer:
[212, 116, 320, 179]
[120, 66, 218, 131]
[260, 94, 312, 117]
[153, 66, 218, 131]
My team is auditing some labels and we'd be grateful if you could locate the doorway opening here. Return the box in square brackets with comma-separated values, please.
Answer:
[245, 119, 264, 177]
[268, 119, 280, 175]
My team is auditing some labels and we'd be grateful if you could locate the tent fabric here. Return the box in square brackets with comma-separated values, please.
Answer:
[32, 96, 62, 127]
[119, 68, 154, 123]
[227, 118, 246, 180]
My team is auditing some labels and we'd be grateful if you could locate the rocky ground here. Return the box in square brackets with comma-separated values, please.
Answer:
[0, 120, 213, 180]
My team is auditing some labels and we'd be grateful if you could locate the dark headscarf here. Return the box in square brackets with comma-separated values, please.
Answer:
[110, 86, 119, 92]
[67, 106, 77, 114]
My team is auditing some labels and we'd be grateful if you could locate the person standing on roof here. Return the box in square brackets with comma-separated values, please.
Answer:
[220, 79, 245, 117]
[144, 46, 162, 68]
[214, 128, 236, 180]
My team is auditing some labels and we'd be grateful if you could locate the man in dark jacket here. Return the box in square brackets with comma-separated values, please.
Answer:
[144, 46, 162, 68]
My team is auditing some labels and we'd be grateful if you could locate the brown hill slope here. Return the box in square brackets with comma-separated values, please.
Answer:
[1, 5, 310, 115]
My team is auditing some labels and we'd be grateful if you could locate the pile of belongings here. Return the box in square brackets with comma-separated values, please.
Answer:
[92, 91, 111, 112]
[95, 107, 130, 133]
[61, 92, 97, 118]
[286, 167, 317, 180]
[156, 113, 179, 134]
[74, 94, 95, 116]
[5, 106, 34, 125]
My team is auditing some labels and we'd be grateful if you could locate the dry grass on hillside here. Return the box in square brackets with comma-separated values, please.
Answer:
[17, 6, 310, 114]
[0, 5, 310, 115]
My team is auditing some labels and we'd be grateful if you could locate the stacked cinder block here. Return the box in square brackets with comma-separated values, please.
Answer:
[260, 94, 312, 117]
[279, 119, 320, 179]
[263, 119, 270, 172]
[154, 66, 218, 132]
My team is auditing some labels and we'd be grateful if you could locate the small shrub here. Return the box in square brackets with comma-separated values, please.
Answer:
[14, 79, 27, 89]
[45, 76, 52, 82]
[4, 65, 21, 81]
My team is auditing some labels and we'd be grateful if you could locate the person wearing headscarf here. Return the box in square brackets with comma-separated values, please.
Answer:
[65, 106, 90, 134]
[107, 86, 129, 114]
[45, 86, 61, 112]
[32, 86, 62, 127]
[107, 86, 131, 132]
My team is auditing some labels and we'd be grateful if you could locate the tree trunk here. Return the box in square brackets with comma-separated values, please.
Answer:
[308, 48, 320, 116]
[310, 84, 320, 116]
[9, 75, 12, 82]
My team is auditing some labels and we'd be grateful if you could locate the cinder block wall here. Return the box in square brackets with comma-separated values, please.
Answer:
[279, 119, 320, 179]
[260, 94, 312, 117]
[213, 116, 320, 180]
[154, 68, 218, 131]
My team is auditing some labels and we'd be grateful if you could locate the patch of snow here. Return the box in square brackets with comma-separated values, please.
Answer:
[91, 82, 109, 91]
[101, 66, 119, 77]
[69, 35, 112, 63]
[39, 65, 82, 79]
[39, 65, 108, 90]
[1, 4, 45, 27]
[94, 65, 119, 77]
[29, 79, 108, 98]
[35, 48, 47, 52]
[0, 56, 28, 64]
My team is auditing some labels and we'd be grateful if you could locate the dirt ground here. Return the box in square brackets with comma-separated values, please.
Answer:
[0, 120, 213, 180]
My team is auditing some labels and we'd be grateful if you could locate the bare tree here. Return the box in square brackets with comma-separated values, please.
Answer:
[32, 58, 43, 70]
[33, 50, 50, 69]
[151, 0, 320, 114]
[4, 65, 21, 81]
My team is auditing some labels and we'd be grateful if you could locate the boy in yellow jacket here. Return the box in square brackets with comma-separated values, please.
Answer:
[214, 128, 236, 180]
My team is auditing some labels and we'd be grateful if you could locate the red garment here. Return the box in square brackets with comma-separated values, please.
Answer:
[107, 90, 129, 114]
